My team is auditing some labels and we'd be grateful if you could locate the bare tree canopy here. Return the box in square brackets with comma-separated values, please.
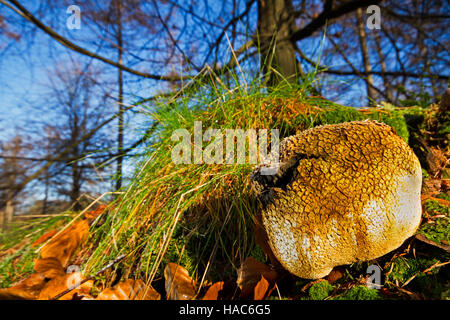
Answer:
[0, 0, 448, 211]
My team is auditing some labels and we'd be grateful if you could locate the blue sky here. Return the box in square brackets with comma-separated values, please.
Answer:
[0, 0, 377, 145]
[1, 0, 448, 210]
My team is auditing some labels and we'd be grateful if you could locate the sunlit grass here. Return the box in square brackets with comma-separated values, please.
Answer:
[81, 65, 414, 291]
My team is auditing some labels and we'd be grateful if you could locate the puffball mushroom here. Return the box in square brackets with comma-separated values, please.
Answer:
[251, 120, 422, 279]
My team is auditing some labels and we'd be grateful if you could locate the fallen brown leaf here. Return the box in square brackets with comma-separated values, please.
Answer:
[253, 276, 273, 300]
[164, 263, 196, 300]
[84, 204, 108, 224]
[202, 280, 238, 300]
[32, 229, 58, 247]
[38, 272, 93, 300]
[0, 273, 47, 300]
[96, 279, 160, 300]
[33, 257, 65, 279]
[426, 147, 447, 177]
[325, 268, 344, 284]
[40, 220, 89, 268]
[237, 257, 278, 299]
[202, 281, 224, 300]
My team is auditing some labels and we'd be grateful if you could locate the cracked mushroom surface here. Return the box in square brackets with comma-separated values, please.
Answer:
[251, 120, 422, 279]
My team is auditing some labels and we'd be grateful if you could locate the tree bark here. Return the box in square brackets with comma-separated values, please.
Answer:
[356, 7, 376, 105]
[257, 0, 299, 87]
[0, 209, 5, 231]
[116, 0, 124, 191]
[71, 164, 82, 210]
[373, 30, 393, 103]
[5, 200, 14, 230]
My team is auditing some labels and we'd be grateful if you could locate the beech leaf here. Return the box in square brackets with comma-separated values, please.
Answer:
[164, 263, 196, 300]
[202, 281, 224, 300]
[253, 276, 270, 300]
[40, 220, 89, 268]
[96, 279, 160, 300]
[237, 257, 278, 299]
[33, 257, 65, 279]
[0, 273, 47, 300]
[38, 272, 93, 300]
[31, 229, 58, 247]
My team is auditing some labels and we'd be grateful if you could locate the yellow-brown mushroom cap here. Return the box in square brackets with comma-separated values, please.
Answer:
[251, 120, 422, 279]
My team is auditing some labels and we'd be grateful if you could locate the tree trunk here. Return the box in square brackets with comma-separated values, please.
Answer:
[5, 200, 14, 224]
[374, 30, 393, 103]
[356, 7, 376, 105]
[257, 0, 299, 87]
[116, 0, 124, 191]
[0, 209, 5, 231]
[71, 165, 82, 210]
[3, 200, 14, 230]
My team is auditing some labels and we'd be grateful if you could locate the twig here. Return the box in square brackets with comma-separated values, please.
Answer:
[415, 234, 450, 253]
[402, 272, 419, 287]
[50, 254, 126, 300]
[423, 261, 450, 274]
[401, 260, 450, 288]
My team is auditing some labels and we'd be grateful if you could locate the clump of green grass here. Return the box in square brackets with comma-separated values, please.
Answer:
[80, 68, 415, 290]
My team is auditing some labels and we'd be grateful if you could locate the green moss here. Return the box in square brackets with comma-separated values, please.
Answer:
[435, 192, 450, 202]
[365, 103, 410, 142]
[0, 247, 38, 288]
[424, 200, 450, 215]
[418, 219, 450, 245]
[418, 199, 449, 246]
[334, 285, 382, 300]
[388, 257, 421, 284]
[419, 218, 449, 242]
[249, 245, 267, 264]
[0, 213, 74, 288]
[386, 256, 449, 299]
[411, 273, 446, 299]
[308, 281, 335, 300]
[316, 105, 365, 126]
[163, 235, 196, 275]
[441, 287, 450, 300]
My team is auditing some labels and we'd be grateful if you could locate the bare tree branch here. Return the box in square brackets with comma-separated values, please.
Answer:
[290, 0, 383, 42]
[3, 0, 188, 81]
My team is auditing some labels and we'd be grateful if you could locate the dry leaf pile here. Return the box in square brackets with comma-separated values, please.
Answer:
[1, 149, 448, 301]
[0, 202, 279, 301]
